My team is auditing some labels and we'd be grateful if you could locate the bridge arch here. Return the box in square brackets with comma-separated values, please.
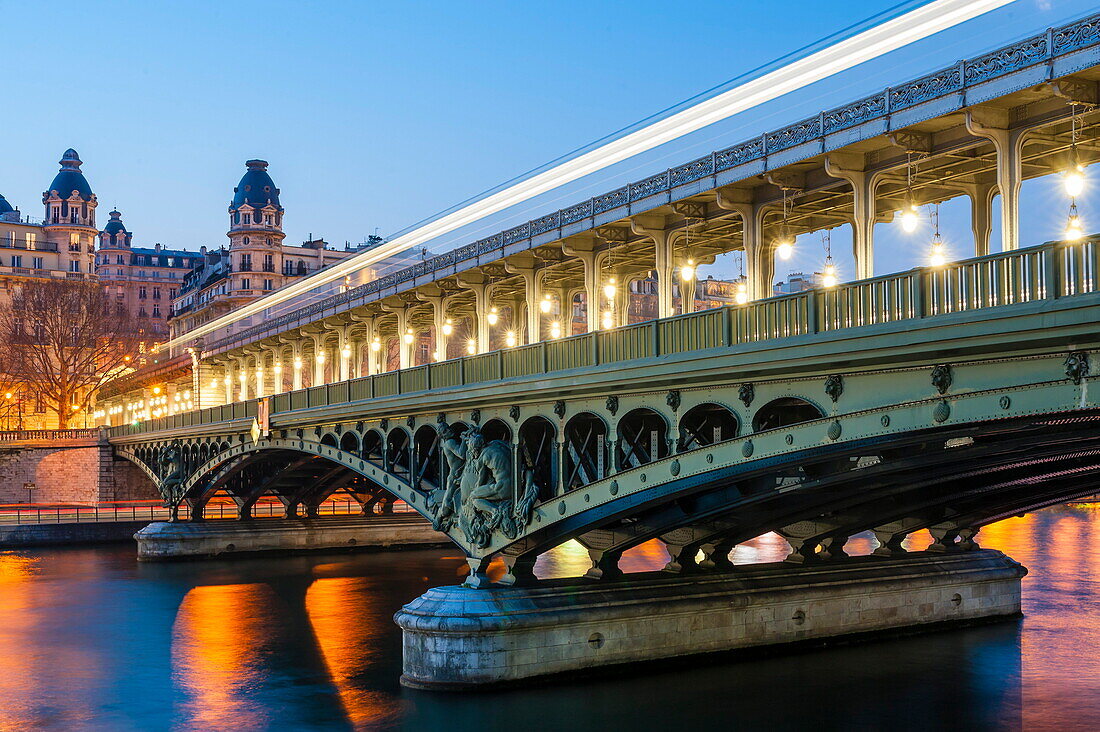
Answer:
[518, 416, 557, 501]
[386, 427, 412, 478]
[482, 418, 511, 444]
[678, 403, 739, 451]
[413, 423, 440, 490]
[563, 412, 608, 491]
[340, 430, 360, 454]
[615, 407, 670, 470]
[320, 432, 339, 448]
[362, 429, 383, 463]
[752, 397, 824, 432]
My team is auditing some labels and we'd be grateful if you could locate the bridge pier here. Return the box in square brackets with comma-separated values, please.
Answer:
[396, 550, 1026, 689]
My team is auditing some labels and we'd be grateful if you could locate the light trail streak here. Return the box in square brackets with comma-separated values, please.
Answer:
[164, 0, 1016, 351]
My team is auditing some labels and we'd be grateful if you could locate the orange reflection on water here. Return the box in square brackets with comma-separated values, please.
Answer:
[305, 576, 402, 729]
[171, 583, 285, 731]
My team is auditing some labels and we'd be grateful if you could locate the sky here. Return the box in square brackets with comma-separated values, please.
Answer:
[3, 0, 1098, 288]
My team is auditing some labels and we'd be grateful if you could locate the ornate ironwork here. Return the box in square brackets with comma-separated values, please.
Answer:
[714, 139, 763, 172]
[629, 173, 669, 202]
[1053, 13, 1100, 54]
[766, 116, 822, 152]
[605, 395, 619, 416]
[592, 187, 629, 214]
[670, 156, 714, 186]
[666, 390, 681, 411]
[931, 364, 953, 395]
[822, 93, 887, 134]
[889, 66, 963, 112]
[738, 383, 755, 407]
[1065, 351, 1091, 385]
[824, 374, 844, 403]
[965, 35, 1048, 84]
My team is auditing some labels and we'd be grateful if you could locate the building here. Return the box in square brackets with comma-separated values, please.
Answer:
[169, 160, 357, 338]
[0, 150, 99, 309]
[773, 271, 824, 295]
[97, 210, 205, 340]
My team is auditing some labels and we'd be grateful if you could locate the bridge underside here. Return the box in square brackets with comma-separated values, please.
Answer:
[120, 408, 1100, 579]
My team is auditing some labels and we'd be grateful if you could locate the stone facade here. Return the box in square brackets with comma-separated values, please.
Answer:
[0, 436, 157, 504]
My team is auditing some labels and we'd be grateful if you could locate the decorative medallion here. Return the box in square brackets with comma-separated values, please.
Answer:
[558, 501, 566, 515]
[827, 421, 842, 441]
[1065, 351, 1090, 385]
[355, 421, 364, 432]
[785, 434, 794, 445]
[933, 400, 951, 423]
[931, 364, 952, 395]
[824, 374, 844, 403]
[666, 390, 682, 411]
[670, 459, 681, 476]
[999, 395, 1011, 410]
[380, 418, 389, 431]
[406, 415, 415, 429]
[295, 429, 303, 438]
[584, 493, 591, 503]
[436, 412, 446, 424]
[640, 473, 647, 483]
[610, 480, 619, 495]
[738, 383, 755, 408]
[605, 395, 620, 416]
[313, 426, 322, 437]
[706, 453, 714, 464]
[553, 400, 567, 419]
[470, 409, 481, 424]
[881, 414, 890, 427]
[509, 405, 521, 423]
[742, 440, 754, 458]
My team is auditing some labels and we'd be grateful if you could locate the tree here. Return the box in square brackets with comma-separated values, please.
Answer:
[0, 279, 150, 429]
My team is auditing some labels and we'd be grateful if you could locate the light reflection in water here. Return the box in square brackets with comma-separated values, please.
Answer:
[171, 583, 287, 731]
[305, 575, 403, 728]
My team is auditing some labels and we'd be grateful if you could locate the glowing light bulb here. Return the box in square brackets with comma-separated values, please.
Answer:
[273, 362, 282, 375]
[370, 338, 381, 352]
[223, 375, 231, 386]
[316, 351, 326, 363]
[466, 340, 476, 355]
[776, 240, 794, 260]
[432, 351, 442, 361]
[735, 283, 748, 306]
[680, 260, 696, 281]
[293, 357, 303, 369]
[487, 307, 499, 326]
[1065, 166, 1086, 198]
[505, 331, 517, 347]
[900, 204, 920, 233]
[152, 386, 162, 395]
[603, 278, 617, 300]
[341, 346, 351, 358]
[539, 295, 552, 313]
[1065, 213, 1085, 241]
[403, 328, 414, 345]
[822, 262, 837, 288]
[442, 318, 453, 336]
[550, 321, 562, 339]
[601, 310, 614, 329]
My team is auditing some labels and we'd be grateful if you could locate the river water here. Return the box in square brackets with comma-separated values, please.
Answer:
[2, 506, 1099, 731]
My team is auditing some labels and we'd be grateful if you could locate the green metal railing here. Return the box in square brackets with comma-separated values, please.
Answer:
[109, 239, 1099, 439]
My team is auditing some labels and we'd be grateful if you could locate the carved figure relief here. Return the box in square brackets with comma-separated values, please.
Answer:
[931, 364, 952, 394]
[738, 383, 755, 408]
[1065, 351, 1090, 385]
[824, 374, 844, 403]
[158, 443, 185, 504]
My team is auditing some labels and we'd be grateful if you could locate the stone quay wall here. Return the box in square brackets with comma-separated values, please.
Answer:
[0, 433, 157, 505]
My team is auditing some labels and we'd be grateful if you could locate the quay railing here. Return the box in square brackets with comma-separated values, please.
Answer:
[0, 428, 101, 442]
[109, 238, 1100, 438]
[0, 498, 411, 525]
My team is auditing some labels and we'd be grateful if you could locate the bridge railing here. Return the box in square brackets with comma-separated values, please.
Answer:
[0, 429, 101, 442]
[108, 238, 1100, 439]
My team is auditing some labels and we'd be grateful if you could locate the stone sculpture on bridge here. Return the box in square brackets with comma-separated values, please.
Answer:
[157, 442, 185, 518]
[428, 422, 537, 548]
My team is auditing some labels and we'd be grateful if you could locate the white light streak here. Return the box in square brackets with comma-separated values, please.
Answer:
[164, 0, 1015, 352]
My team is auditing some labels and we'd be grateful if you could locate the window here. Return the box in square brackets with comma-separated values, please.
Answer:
[139, 286, 147, 299]
[25, 232, 36, 249]
[116, 268, 123, 276]
[69, 260, 81, 272]
[11, 255, 22, 267]
[152, 305, 161, 318]
[152, 287, 161, 300]
[6, 232, 14, 247]
[69, 233, 80, 252]
[138, 307, 147, 318]
[116, 255, 124, 264]
[169, 288, 177, 298]
[263, 254, 274, 272]
[265, 215, 273, 225]
[32, 257, 43, 269]
[263, 279, 273, 291]
[239, 253, 252, 271]
[241, 278, 251, 290]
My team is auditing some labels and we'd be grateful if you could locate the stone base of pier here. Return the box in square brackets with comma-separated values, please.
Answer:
[396, 550, 1026, 689]
[135, 515, 448, 560]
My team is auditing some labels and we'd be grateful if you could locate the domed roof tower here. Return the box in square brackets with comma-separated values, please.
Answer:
[228, 158, 285, 250]
[0, 193, 15, 218]
[99, 209, 133, 249]
[42, 148, 98, 228]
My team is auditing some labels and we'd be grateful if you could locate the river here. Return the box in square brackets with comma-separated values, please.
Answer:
[2, 506, 1099, 731]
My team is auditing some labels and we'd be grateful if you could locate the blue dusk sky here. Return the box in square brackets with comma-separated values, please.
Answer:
[2, 0, 1097, 285]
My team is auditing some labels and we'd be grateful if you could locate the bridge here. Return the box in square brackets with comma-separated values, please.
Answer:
[102, 13, 1100, 686]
